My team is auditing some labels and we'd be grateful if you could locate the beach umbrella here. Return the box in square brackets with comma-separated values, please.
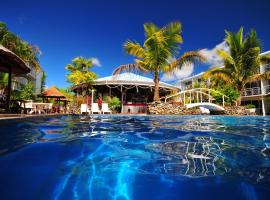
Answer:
[0, 45, 30, 111]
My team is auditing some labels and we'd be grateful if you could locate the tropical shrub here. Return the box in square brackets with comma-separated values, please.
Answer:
[245, 104, 256, 109]
[212, 85, 240, 105]
[20, 82, 35, 100]
[108, 97, 121, 112]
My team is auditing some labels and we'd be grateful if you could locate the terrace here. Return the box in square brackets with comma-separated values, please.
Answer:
[261, 63, 270, 74]
[242, 85, 270, 96]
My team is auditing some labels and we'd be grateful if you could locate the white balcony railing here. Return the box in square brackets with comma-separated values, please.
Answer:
[264, 85, 270, 94]
[242, 87, 261, 96]
[242, 85, 270, 96]
[261, 63, 270, 74]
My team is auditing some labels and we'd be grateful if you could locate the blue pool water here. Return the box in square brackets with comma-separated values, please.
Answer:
[0, 115, 270, 200]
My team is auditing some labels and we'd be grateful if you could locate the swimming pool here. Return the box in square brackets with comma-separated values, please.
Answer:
[0, 115, 270, 200]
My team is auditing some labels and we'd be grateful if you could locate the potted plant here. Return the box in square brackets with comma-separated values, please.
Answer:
[245, 104, 256, 113]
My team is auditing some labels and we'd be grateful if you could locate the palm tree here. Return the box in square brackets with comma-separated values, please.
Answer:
[113, 22, 204, 102]
[203, 27, 262, 95]
[65, 56, 97, 85]
[65, 56, 94, 72]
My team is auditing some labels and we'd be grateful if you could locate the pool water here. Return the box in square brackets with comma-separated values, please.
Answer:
[0, 115, 270, 200]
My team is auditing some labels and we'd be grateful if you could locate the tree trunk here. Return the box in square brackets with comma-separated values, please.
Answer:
[237, 85, 244, 106]
[153, 67, 160, 102]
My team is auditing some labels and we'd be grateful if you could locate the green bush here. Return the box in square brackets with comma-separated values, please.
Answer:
[245, 104, 256, 109]
[109, 97, 121, 112]
[212, 85, 240, 105]
[20, 82, 35, 100]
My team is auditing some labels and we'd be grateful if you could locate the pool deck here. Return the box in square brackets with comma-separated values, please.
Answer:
[0, 113, 69, 120]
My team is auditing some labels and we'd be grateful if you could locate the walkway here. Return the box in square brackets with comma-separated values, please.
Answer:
[165, 88, 228, 111]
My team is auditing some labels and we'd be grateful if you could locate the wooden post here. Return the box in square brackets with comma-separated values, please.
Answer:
[200, 89, 202, 103]
[189, 91, 192, 104]
[222, 95, 225, 107]
[6, 66, 12, 111]
[196, 91, 199, 103]
[183, 92, 186, 105]
[121, 91, 124, 113]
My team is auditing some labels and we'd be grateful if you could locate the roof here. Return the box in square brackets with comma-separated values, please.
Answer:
[38, 87, 66, 98]
[95, 72, 179, 90]
[177, 72, 205, 82]
[178, 50, 270, 83]
[0, 45, 30, 74]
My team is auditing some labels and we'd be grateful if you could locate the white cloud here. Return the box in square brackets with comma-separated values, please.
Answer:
[92, 58, 101, 67]
[161, 62, 194, 81]
[199, 41, 229, 66]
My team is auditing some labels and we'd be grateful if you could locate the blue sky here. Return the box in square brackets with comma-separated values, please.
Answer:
[1, 0, 270, 88]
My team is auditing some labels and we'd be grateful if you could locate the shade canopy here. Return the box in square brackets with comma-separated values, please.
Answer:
[72, 72, 179, 91]
[38, 86, 66, 98]
[0, 45, 30, 75]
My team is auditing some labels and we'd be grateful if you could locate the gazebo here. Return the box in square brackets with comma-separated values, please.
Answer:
[0, 45, 31, 111]
[38, 87, 68, 111]
[72, 72, 179, 113]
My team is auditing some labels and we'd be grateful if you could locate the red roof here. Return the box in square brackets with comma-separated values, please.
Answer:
[39, 87, 66, 98]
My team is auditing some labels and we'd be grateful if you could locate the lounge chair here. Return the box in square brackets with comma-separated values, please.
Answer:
[80, 104, 90, 114]
[102, 103, 112, 114]
[91, 103, 101, 114]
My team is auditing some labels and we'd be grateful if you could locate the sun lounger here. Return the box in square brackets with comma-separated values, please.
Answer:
[102, 103, 112, 114]
[81, 104, 90, 114]
[91, 103, 101, 114]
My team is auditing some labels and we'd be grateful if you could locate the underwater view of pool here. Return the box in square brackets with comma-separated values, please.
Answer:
[0, 115, 270, 200]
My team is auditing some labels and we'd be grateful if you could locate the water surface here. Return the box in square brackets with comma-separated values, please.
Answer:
[0, 115, 270, 200]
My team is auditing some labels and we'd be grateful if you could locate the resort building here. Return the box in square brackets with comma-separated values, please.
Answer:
[177, 51, 270, 115]
[72, 72, 179, 114]
[12, 66, 44, 94]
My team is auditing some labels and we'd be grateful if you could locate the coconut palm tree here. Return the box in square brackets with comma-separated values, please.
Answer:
[113, 22, 204, 102]
[65, 56, 94, 72]
[65, 56, 97, 85]
[203, 27, 262, 95]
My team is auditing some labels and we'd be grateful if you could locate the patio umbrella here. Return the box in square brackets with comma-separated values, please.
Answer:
[0, 45, 30, 111]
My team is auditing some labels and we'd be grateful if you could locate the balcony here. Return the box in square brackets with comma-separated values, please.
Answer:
[261, 63, 270, 74]
[242, 87, 261, 96]
[264, 85, 270, 94]
[242, 85, 270, 96]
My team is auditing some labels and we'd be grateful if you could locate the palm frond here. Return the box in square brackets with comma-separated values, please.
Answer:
[143, 23, 159, 38]
[112, 63, 149, 75]
[124, 40, 145, 58]
[202, 67, 233, 83]
[163, 22, 183, 55]
[217, 49, 234, 65]
[164, 51, 205, 73]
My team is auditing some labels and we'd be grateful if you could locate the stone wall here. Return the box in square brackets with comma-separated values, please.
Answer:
[223, 106, 257, 116]
[147, 102, 257, 116]
[147, 102, 201, 115]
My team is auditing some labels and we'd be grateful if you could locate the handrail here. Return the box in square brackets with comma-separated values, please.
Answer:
[165, 88, 229, 102]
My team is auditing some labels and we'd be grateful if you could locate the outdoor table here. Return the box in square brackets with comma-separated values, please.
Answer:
[29, 102, 52, 114]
